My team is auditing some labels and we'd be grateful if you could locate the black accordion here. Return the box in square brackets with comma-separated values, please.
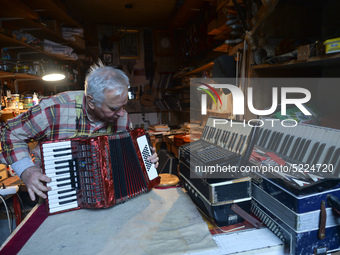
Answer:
[41, 128, 160, 215]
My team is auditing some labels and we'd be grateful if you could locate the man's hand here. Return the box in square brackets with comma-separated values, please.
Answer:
[21, 166, 51, 201]
[147, 147, 159, 168]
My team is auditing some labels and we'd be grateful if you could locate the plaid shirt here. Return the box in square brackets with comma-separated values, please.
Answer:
[0, 91, 130, 176]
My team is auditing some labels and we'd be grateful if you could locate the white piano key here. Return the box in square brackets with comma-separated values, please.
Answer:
[49, 200, 78, 213]
[48, 184, 75, 195]
[43, 149, 72, 157]
[48, 190, 77, 201]
[42, 141, 71, 149]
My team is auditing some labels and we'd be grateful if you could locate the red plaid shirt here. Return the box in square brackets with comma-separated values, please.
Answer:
[0, 91, 131, 176]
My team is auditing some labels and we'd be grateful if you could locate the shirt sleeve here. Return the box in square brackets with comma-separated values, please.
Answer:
[0, 104, 50, 173]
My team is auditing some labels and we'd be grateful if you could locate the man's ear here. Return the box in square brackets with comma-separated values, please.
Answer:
[86, 95, 95, 110]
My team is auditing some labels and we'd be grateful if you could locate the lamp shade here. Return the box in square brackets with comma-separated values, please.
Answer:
[42, 61, 65, 81]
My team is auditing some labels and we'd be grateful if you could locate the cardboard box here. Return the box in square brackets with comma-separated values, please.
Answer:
[324, 37, 340, 54]
[297, 45, 311, 61]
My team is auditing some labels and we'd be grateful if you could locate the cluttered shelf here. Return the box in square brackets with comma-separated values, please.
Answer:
[253, 52, 340, 70]
[0, 33, 79, 61]
[2, 19, 86, 53]
[19, 0, 96, 45]
[0, 71, 39, 79]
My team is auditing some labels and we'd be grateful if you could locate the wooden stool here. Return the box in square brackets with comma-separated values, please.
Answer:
[157, 173, 180, 187]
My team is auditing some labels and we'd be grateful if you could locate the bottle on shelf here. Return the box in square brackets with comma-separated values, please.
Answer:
[1, 48, 11, 72]
[33, 93, 39, 106]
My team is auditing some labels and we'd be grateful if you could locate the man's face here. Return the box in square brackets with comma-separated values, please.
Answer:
[92, 88, 128, 122]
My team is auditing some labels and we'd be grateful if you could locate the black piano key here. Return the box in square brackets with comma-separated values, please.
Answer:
[53, 152, 72, 157]
[268, 131, 278, 150]
[210, 128, 217, 141]
[59, 198, 77, 205]
[58, 194, 76, 200]
[322, 146, 335, 165]
[56, 177, 71, 182]
[261, 130, 271, 148]
[201, 127, 208, 139]
[224, 131, 231, 146]
[220, 131, 227, 144]
[53, 147, 71, 152]
[230, 133, 239, 150]
[273, 133, 284, 152]
[238, 135, 247, 154]
[56, 170, 70, 175]
[58, 188, 74, 194]
[227, 133, 236, 149]
[258, 129, 268, 147]
[330, 148, 340, 176]
[283, 136, 294, 155]
[312, 143, 326, 165]
[289, 137, 301, 159]
[235, 134, 244, 153]
[278, 135, 290, 154]
[298, 140, 311, 162]
[57, 182, 72, 187]
[207, 127, 213, 140]
[306, 142, 320, 164]
[214, 129, 222, 144]
[294, 138, 306, 160]
[55, 159, 71, 165]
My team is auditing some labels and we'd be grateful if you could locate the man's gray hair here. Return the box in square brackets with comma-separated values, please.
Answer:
[85, 61, 129, 107]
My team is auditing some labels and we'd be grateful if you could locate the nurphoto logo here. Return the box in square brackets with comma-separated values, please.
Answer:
[198, 82, 312, 116]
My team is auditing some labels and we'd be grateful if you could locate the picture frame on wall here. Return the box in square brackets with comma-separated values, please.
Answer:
[119, 30, 140, 59]
[103, 53, 112, 64]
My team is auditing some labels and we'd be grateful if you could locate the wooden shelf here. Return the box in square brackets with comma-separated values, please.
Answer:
[0, 33, 78, 61]
[0, 71, 40, 79]
[19, 0, 82, 28]
[253, 52, 340, 70]
[2, 19, 86, 53]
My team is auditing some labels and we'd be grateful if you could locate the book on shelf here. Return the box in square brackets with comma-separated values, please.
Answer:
[148, 124, 170, 131]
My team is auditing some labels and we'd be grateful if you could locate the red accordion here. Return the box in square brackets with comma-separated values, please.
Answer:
[40, 128, 160, 215]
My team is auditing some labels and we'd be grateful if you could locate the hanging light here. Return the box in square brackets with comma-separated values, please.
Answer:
[42, 61, 65, 81]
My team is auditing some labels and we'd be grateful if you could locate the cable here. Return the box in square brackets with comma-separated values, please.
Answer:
[0, 194, 12, 233]
[16, 193, 27, 218]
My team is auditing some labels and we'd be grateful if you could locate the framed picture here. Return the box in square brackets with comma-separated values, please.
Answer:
[153, 30, 175, 57]
[119, 30, 140, 59]
[103, 53, 112, 64]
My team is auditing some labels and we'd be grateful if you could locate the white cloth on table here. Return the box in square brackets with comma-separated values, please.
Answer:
[18, 188, 217, 255]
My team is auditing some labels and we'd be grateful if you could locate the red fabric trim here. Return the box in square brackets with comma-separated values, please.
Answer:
[1, 203, 48, 255]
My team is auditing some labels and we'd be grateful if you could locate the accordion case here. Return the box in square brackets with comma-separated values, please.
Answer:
[179, 117, 257, 226]
[41, 128, 160, 215]
[248, 121, 340, 254]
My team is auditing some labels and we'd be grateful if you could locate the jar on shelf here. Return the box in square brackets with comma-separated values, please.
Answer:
[12, 94, 20, 102]
[24, 97, 33, 108]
